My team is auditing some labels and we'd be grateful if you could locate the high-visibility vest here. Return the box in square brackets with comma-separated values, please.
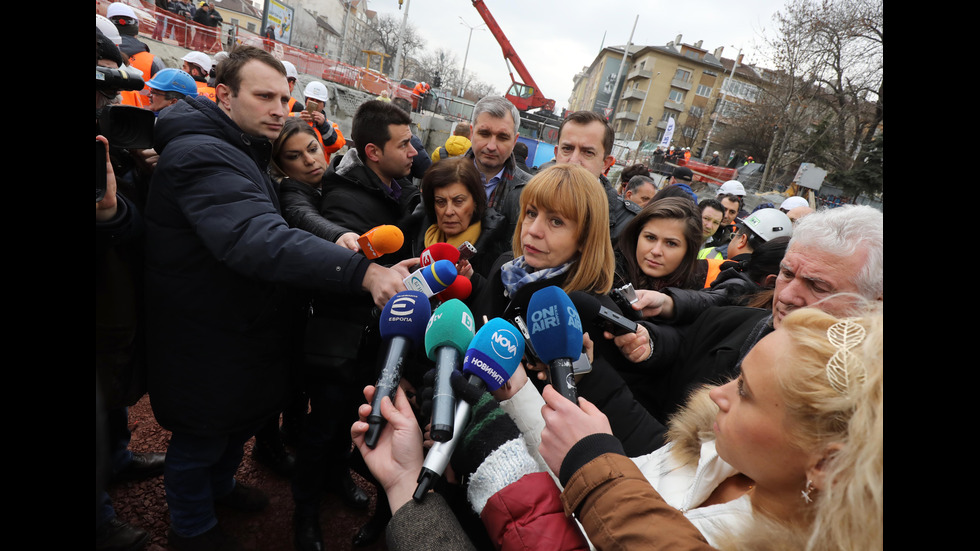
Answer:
[129, 51, 155, 107]
[704, 258, 726, 288]
[119, 89, 143, 107]
[195, 81, 217, 102]
[287, 112, 346, 162]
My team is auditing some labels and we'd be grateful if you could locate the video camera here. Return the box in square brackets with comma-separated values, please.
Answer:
[96, 66, 155, 202]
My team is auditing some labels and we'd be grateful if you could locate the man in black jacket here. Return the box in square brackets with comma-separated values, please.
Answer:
[551, 110, 636, 242]
[609, 204, 883, 424]
[464, 95, 531, 239]
[297, 99, 424, 549]
[144, 46, 411, 551]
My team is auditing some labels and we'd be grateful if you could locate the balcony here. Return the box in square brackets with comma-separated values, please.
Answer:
[621, 88, 646, 102]
[664, 98, 686, 111]
[627, 68, 653, 81]
[670, 77, 692, 90]
[614, 110, 639, 122]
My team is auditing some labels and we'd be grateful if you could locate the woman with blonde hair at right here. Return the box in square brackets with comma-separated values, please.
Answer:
[532, 300, 883, 550]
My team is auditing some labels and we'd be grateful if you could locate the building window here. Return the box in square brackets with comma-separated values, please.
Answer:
[717, 99, 742, 118]
[696, 84, 712, 97]
[668, 89, 685, 103]
[722, 79, 760, 103]
[661, 110, 679, 122]
[690, 105, 704, 118]
[674, 68, 692, 83]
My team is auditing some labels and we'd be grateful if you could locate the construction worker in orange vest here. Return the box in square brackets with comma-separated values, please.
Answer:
[699, 207, 793, 287]
[107, 3, 166, 108]
[281, 60, 306, 114]
[181, 51, 216, 102]
[289, 81, 345, 163]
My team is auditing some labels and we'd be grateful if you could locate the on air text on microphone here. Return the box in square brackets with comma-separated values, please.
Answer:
[364, 289, 431, 448]
[526, 286, 584, 403]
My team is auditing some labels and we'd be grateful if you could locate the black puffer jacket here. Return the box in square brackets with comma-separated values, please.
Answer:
[278, 177, 351, 243]
[403, 202, 512, 279]
[461, 149, 531, 241]
[468, 253, 669, 455]
[144, 96, 371, 436]
[319, 149, 420, 263]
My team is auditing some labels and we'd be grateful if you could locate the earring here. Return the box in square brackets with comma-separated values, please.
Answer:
[801, 479, 814, 504]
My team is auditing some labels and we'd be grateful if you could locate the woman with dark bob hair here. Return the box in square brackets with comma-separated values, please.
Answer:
[406, 156, 510, 278]
[615, 196, 710, 292]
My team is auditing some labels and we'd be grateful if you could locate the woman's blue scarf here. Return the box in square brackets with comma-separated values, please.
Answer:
[499, 256, 574, 298]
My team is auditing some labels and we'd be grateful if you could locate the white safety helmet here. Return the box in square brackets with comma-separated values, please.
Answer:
[303, 81, 329, 103]
[212, 50, 229, 70]
[96, 14, 122, 45]
[181, 51, 213, 74]
[717, 180, 746, 197]
[106, 2, 137, 19]
[281, 60, 298, 80]
[779, 196, 809, 211]
[740, 208, 793, 242]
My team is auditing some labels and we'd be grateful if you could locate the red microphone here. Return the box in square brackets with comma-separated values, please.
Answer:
[358, 225, 404, 259]
[436, 274, 472, 302]
[419, 242, 460, 267]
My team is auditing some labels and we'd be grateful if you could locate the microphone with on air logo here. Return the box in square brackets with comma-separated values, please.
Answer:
[527, 286, 584, 403]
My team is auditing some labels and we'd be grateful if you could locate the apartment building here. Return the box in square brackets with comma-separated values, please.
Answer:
[569, 35, 763, 159]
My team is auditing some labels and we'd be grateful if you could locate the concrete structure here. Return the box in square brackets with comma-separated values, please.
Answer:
[568, 35, 765, 161]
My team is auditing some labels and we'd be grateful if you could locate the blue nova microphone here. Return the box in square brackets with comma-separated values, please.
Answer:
[364, 290, 431, 449]
[413, 317, 524, 501]
[403, 258, 457, 298]
[527, 286, 584, 403]
[424, 299, 476, 442]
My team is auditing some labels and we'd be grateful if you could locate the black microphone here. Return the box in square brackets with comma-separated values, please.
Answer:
[526, 287, 584, 403]
[423, 299, 476, 442]
[568, 291, 638, 337]
[413, 317, 524, 501]
[364, 290, 431, 448]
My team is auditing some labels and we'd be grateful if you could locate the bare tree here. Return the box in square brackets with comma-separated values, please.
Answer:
[369, 13, 425, 76]
[719, 0, 882, 194]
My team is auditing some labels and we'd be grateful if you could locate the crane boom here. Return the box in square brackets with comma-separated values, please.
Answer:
[471, 0, 555, 112]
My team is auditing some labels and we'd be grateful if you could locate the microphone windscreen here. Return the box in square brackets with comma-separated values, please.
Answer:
[424, 259, 457, 293]
[526, 286, 584, 363]
[461, 318, 524, 391]
[378, 290, 431, 345]
[424, 299, 476, 359]
[420, 242, 460, 267]
[437, 275, 472, 302]
[358, 225, 405, 259]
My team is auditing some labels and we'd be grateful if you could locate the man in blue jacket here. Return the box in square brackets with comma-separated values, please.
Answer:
[143, 45, 413, 551]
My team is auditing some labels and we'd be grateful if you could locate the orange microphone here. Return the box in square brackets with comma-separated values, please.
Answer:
[357, 225, 405, 259]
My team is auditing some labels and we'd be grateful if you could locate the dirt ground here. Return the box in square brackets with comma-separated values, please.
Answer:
[105, 394, 389, 551]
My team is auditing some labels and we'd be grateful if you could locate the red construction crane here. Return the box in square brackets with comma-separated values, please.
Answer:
[471, 0, 556, 113]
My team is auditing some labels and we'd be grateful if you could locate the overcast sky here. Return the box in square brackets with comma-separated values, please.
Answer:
[369, 0, 789, 113]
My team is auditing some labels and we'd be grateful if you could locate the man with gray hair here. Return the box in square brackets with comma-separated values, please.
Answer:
[608, 204, 883, 429]
[463, 95, 531, 237]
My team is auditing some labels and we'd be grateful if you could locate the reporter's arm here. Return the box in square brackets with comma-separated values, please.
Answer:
[560, 452, 717, 551]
